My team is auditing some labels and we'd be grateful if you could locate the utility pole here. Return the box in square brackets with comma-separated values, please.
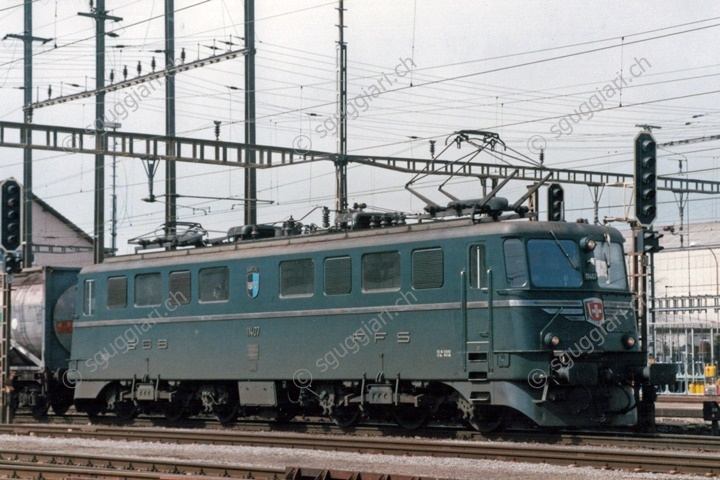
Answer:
[165, 0, 177, 240]
[1, 0, 49, 425]
[335, 0, 348, 213]
[79, 0, 122, 264]
[244, 0, 257, 225]
[106, 122, 121, 254]
[4, 0, 51, 269]
[1, 273, 10, 424]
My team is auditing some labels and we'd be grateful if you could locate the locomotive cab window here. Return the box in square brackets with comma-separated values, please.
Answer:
[83, 279, 95, 316]
[469, 245, 487, 289]
[324, 256, 351, 295]
[503, 239, 528, 287]
[135, 273, 162, 306]
[107, 276, 127, 309]
[593, 241, 628, 290]
[199, 266, 229, 302]
[362, 251, 401, 292]
[527, 239, 582, 288]
[412, 248, 444, 289]
[280, 259, 314, 297]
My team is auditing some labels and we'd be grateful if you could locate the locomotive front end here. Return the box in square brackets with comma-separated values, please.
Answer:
[459, 223, 673, 429]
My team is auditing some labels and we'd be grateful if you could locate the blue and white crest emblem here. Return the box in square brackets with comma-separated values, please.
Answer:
[584, 297, 605, 325]
[247, 271, 260, 298]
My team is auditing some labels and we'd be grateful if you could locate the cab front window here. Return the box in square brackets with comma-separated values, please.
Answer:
[527, 239, 583, 288]
[593, 241, 627, 290]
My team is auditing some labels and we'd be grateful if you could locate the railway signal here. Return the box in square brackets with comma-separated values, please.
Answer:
[547, 183, 564, 221]
[0, 179, 22, 252]
[634, 132, 657, 225]
[636, 229, 664, 254]
[2, 252, 21, 275]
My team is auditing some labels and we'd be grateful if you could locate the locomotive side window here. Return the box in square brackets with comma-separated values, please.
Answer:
[324, 257, 351, 295]
[199, 267, 230, 302]
[280, 259, 314, 297]
[362, 251, 401, 292]
[594, 241, 628, 290]
[527, 239, 582, 287]
[83, 279, 95, 316]
[503, 239, 528, 287]
[169, 270, 192, 304]
[468, 245, 487, 289]
[412, 248, 444, 289]
[135, 273, 162, 306]
[107, 276, 127, 309]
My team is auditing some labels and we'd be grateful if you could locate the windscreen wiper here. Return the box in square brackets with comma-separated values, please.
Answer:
[549, 231, 578, 270]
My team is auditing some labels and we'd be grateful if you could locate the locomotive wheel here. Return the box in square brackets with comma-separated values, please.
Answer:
[114, 401, 138, 421]
[31, 397, 50, 419]
[213, 402, 239, 424]
[393, 405, 428, 430]
[79, 400, 105, 418]
[50, 400, 72, 416]
[163, 402, 189, 422]
[329, 405, 360, 428]
[466, 407, 507, 433]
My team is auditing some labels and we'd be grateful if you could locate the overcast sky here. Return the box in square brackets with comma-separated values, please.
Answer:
[0, 1, 719, 253]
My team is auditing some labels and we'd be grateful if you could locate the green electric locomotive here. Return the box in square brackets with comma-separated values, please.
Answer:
[65, 206, 672, 431]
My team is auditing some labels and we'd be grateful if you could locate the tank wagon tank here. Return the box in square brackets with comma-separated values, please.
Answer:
[8, 267, 79, 417]
[66, 211, 674, 431]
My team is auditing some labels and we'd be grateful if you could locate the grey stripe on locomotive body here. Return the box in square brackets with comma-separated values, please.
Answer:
[71, 218, 633, 386]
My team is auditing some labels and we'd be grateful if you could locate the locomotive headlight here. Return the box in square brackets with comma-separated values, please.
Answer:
[544, 332, 561, 347]
[580, 237, 596, 252]
[622, 334, 636, 349]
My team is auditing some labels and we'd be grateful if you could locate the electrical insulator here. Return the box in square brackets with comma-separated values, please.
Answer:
[47, 85, 52, 99]
[429, 140, 436, 158]
[539, 148, 544, 165]
[137, 61, 142, 77]
[122, 65, 128, 80]
[151, 57, 156, 72]
[181, 48, 186, 64]
[322, 206, 330, 228]
[109, 69, 114, 84]
[213, 120, 221, 140]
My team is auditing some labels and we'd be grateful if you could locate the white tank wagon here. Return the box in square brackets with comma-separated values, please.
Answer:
[6, 267, 79, 417]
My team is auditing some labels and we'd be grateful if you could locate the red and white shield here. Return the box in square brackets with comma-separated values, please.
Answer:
[584, 298, 605, 325]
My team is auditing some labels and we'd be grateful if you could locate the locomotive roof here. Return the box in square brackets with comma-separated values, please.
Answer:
[83, 218, 624, 274]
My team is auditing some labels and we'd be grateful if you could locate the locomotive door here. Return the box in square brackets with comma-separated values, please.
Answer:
[465, 243, 492, 381]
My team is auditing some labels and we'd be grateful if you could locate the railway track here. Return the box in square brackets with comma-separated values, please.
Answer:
[3, 423, 720, 477]
[0, 449, 284, 479]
